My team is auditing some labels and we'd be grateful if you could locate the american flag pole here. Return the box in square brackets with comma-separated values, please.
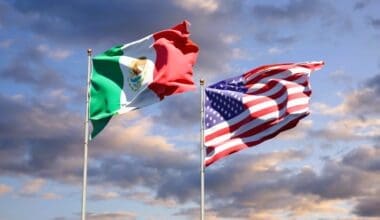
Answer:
[200, 79, 205, 220]
[81, 48, 92, 220]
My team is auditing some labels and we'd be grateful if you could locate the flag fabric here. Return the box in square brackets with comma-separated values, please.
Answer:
[89, 21, 199, 139]
[204, 61, 324, 166]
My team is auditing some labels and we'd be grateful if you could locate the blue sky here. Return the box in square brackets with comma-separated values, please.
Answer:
[0, 0, 380, 219]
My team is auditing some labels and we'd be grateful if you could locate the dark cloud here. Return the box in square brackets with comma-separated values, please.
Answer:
[345, 74, 380, 116]
[250, 0, 353, 44]
[7, 0, 185, 45]
[354, 197, 380, 217]
[169, 146, 379, 219]
[365, 73, 380, 94]
[0, 93, 83, 181]
[369, 17, 380, 29]
[1, 92, 379, 220]
[290, 162, 371, 199]
[0, 46, 66, 90]
[251, 0, 324, 25]
[342, 146, 380, 172]
[354, 0, 371, 10]
[153, 92, 199, 128]
[2, 0, 246, 75]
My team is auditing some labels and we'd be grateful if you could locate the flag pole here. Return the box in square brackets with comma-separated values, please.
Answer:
[200, 79, 205, 220]
[81, 48, 92, 220]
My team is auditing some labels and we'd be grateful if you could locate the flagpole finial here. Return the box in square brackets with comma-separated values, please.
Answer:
[87, 48, 92, 56]
[200, 79, 205, 85]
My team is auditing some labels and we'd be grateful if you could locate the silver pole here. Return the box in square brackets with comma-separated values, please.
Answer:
[200, 79, 205, 220]
[81, 48, 92, 220]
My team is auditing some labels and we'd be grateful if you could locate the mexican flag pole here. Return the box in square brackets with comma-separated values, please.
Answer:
[81, 48, 92, 220]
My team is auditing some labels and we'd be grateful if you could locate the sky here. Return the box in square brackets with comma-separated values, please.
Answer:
[0, 0, 380, 219]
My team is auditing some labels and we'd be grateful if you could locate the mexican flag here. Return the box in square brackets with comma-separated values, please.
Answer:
[89, 21, 199, 139]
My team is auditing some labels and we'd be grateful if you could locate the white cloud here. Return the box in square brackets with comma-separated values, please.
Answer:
[37, 44, 71, 60]
[173, 0, 219, 13]
[267, 46, 292, 55]
[221, 34, 240, 44]
[324, 117, 380, 140]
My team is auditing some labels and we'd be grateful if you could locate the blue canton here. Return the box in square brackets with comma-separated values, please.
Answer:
[205, 75, 248, 129]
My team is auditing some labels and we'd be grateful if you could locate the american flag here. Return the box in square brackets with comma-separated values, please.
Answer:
[204, 61, 324, 166]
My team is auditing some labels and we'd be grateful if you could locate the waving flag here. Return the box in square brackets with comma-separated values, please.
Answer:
[204, 61, 324, 166]
[89, 21, 199, 139]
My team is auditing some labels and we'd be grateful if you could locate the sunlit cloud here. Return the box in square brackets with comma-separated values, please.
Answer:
[0, 184, 13, 196]
[19, 178, 45, 196]
[173, 0, 219, 13]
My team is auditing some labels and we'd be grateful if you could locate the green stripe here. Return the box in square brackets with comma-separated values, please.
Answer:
[89, 45, 124, 138]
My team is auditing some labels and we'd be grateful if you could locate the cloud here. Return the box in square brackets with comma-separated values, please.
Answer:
[310, 73, 380, 142]
[0, 93, 84, 182]
[19, 178, 45, 196]
[0, 45, 67, 90]
[309, 117, 380, 141]
[220, 33, 240, 45]
[369, 17, 380, 29]
[0, 39, 13, 48]
[172, 0, 219, 13]
[121, 191, 177, 207]
[313, 73, 380, 117]
[0, 184, 12, 196]
[2, 0, 246, 76]
[89, 191, 120, 201]
[5, 0, 187, 45]
[152, 92, 199, 129]
[342, 145, 380, 172]
[171, 145, 380, 219]
[86, 211, 136, 220]
[36, 44, 71, 60]
[251, 0, 324, 25]
[42, 192, 62, 200]
[354, 197, 380, 217]
[354, 0, 372, 10]
[250, 0, 352, 44]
